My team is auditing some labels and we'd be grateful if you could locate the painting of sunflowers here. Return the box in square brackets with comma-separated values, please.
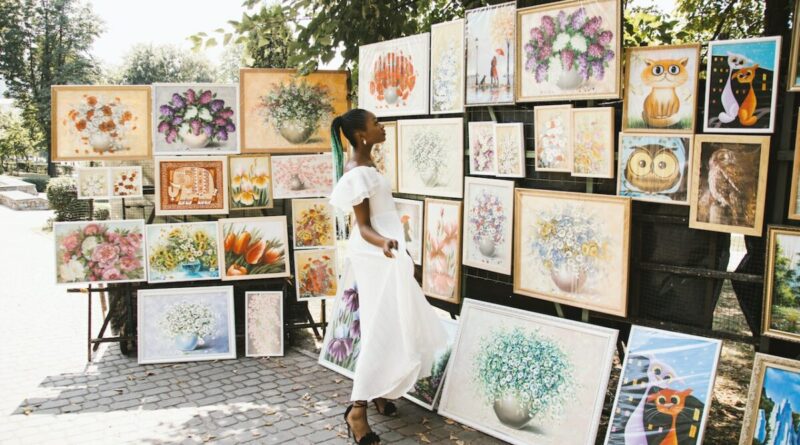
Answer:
[294, 248, 337, 301]
[291, 198, 335, 249]
[229, 155, 273, 210]
[217, 216, 290, 281]
[422, 198, 463, 304]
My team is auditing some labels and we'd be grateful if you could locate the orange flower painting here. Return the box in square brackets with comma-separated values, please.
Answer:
[294, 248, 337, 301]
[218, 217, 291, 281]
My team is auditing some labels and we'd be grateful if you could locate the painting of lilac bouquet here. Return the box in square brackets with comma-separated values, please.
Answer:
[154, 85, 238, 154]
[321, 280, 361, 376]
[469, 189, 506, 259]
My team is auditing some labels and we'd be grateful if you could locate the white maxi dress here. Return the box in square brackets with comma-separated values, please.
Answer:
[329, 166, 449, 402]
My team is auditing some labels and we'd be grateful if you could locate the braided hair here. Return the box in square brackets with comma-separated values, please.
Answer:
[330, 109, 369, 181]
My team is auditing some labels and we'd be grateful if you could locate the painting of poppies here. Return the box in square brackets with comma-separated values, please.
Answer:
[52, 85, 151, 161]
[398, 118, 464, 198]
[465, 2, 516, 106]
[228, 155, 272, 210]
[394, 198, 424, 265]
[423, 198, 462, 304]
[430, 19, 465, 114]
[145, 222, 221, 284]
[218, 216, 291, 281]
[294, 248, 338, 301]
[318, 259, 361, 378]
[155, 156, 229, 216]
[534, 104, 572, 172]
[245, 291, 284, 357]
[54, 220, 146, 285]
[463, 177, 514, 275]
[271, 153, 334, 199]
[291, 198, 336, 249]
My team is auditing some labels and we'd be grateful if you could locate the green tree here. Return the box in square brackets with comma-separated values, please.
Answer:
[0, 111, 40, 172]
[215, 43, 245, 83]
[111, 43, 216, 85]
[772, 244, 800, 308]
[0, 0, 103, 176]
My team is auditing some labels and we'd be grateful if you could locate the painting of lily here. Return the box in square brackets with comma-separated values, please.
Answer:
[218, 217, 291, 281]
[294, 248, 337, 301]
[318, 259, 361, 377]
[423, 199, 462, 304]
[229, 155, 272, 210]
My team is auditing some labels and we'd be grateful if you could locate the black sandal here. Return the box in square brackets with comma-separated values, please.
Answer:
[344, 402, 381, 445]
[372, 398, 397, 416]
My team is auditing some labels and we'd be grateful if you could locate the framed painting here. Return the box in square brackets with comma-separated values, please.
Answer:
[109, 166, 143, 198]
[689, 134, 770, 236]
[572, 107, 615, 178]
[240, 68, 349, 153]
[516, 0, 622, 103]
[462, 177, 514, 275]
[51, 85, 152, 161]
[394, 198, 424, 265]
[218, 216, 291, 281]
[154, 156, 229, 216]
[228, 154, 273, 210]
[137, 286, 236, 365]
[739, 353, 800, 444]
[762, 226, 800, 343]
[245, 291, 284, 357]
[618, 133, 693, 205]
[292, 198, 336, 249]
[438, 299, 618, 445]
[534, 104, 572, 172]
[404, 318, 459, 410]
[787, 113, 800, 220]
[703, 36, 782, 134]
[371, 121, 398, 192]
[152, 83, 239, 155]
[430, 19, 465, 114]
[270, 153, 334, 199]
[495, 123, 525, 178]
[294, 248, 338, 301]
[54, 220, 146, 285]
[465, 2, 516, 106]
[789, 1, 800, 92]
[622, 44, 700, 133]
[514, 189, 630, 317]
[468, 121, 497, 175]
[604, 325, 722, 445]
[76, 167, 110, 200]
[398, 118, 464, 198]
[422, 198, 462, 304]
[358, 33, 430, 117]
[318, 258, 360, 378]
[145, 222, 221, 284]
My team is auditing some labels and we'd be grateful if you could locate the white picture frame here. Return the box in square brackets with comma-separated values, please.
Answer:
[244, 291, 284, 357]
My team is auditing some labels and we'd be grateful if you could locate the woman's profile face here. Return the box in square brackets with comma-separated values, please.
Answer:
[363, 112, 386, 145]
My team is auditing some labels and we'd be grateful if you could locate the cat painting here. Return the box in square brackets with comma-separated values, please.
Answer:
[733, 65, 759, 126]
[717, 52, 750, 124]
[641, 58, 689, 128]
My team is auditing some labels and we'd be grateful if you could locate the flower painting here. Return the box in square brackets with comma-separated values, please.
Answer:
[465, 2, 516, 106]
[572, 107, 614, 178]
[294, 248, 337, 301]
[438, 299, 617, 445]
[271, 153, 334, 199]
[145, 222, 220, 284]
[318, 259, 361, 378]
[469, 121, 496, 175]
[229, 155, 272, 210]
[622, 45, 700, 133]
[398, 118, 463, 198]
[218, 216, 291, 281]
[514, 189, 630, 316]
[52, 86, 151, 161]
[605, 325, 722, 445]
[359, 33, 430, 117]
[430, 19, 465, 114]
[240, 69, 349, 152]
[405, 318, 458, 410]
[155, 156, 228, 216]
[371, 121, 398, 191]
[423, 198, 462, 304]
[704, 37, 781, 134]
[463, 177, 514, 275]
[394, 198, 424, 265]
[534, 104, 572, 172]
[495, 123, 525, 178]
[110, 166, 143, 198]
[740, 354, 800, 445]
[517, 0, 621, 102]
[54, 220, 146, 285]
[292, 198, 336, 249]
[152, 84, 239, 155]
[77, 168, 110, 200]
[763, 227, 800, 343]
[618, 133, 692, 204]
[137, 286, 236, 364]
[245, 291, 284, 357]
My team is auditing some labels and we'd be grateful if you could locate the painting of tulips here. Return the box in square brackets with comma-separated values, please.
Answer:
[229, 155, 273, 210]
[155, 156, 229, 216]
[145, 222, 221, 284]
[465, 2, 516, 106]
[294, 248, 338, 301]
[318, 259, 361, 378]
[218, 216, 290, 281]
[54, 220, 146, 285]
[423, 198, 463, 304]
[398, 118, 464, 198]
[245, 291, 284, 357]
[52, 85, 151, 161]
[463, 177, 514, 275]
[271, 153, 334, 199]
[152, 84, 239, 155]
[291, 198, 336, 249]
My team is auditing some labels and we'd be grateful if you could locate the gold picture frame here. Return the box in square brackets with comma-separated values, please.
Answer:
[739, 353, 800, 444]
[762, 226, 800, 343]
[787, 112, 800, 220]
[788, 1, 800, 92]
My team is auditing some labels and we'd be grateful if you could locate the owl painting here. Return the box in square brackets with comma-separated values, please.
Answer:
[618, 134, 692, 205]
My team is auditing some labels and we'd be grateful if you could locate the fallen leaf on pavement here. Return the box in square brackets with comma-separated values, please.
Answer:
[251, 431, 261, 437]
[460, 425, 476, 432]
[334, 378, 343, 384]
[449, 433, 459, 441]
[23, 408, 32, 416]
[444, 418, 455, 425]
[417, 433, 431, 443]
[202, 435, 216, 443]
[422, 417, 429, 424]
[324, 424, 334, 431]
[144, 371, 155, 377]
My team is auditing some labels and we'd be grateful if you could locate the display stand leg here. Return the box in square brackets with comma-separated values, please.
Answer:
[321, 299, 327, 337]
[87, 284, 93, 362]
[554, 303, 564, 318]
[304, 302, 322, 339]
[69, 284, 134, 362]
[487, 106, 497, 122]
[581, 309, 589, 323]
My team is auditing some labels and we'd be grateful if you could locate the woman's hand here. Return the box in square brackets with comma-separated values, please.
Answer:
[382, 238, 399, 258]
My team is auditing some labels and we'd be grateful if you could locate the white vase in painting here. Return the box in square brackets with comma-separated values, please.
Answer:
[179, 126, 210, 149]
[555, 66, 584, 90]
[492, 391, 534, 429]
[549, 263, 587, 293]
[89, 133, 113, 152]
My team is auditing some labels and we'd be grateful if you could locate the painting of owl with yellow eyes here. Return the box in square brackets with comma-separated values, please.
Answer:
[618, 133, 693, 205]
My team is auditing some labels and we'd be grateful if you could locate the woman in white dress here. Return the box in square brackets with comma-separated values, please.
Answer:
[328, 109, 449, 445]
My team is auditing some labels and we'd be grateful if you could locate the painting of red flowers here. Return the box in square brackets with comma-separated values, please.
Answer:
[294, 248, 337, 301]
[217, 216, 290, 281]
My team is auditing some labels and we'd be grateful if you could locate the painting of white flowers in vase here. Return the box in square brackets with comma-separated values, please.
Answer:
[438, 299, 617, 445]
[463, 177, 514, 275]
[152, 84, 239, 155]
[514, 189, 630, 317]
[469, 121, 497, 175]
[423, 198, 462, 304]
[271, 153, 334, 199]
[245, 291, 284, 357]
[229, 155, 273, 210]
[534, 104, 572, 172]
[137, 286, 236, 364]
[495, 123, 525, 177]
[465, 2, 516, 106]
[516, 0, 621, 102]
[430, 19, 465, 114]
[318, 259, 361, 378]
[77, 168, 110, 200]
[398, 118, 463, 198]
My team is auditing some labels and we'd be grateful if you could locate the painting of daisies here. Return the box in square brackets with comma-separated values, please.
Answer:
[469, 121, 497, 175]
[76, 168, 110, 199]
[463, 177, 514, 275]
[145, 222, 221, 284]
[398, 118, 464, 198]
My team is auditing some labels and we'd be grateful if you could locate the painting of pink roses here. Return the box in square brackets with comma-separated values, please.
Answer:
[423, 198, 462, 304]
[54, 220, 146, 285]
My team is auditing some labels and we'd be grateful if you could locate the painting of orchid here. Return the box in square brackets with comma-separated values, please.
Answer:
[463, 177, 514, 275]
[423, 198, 462, 304]
[229, 155, 273, 210]
[218, 216, 291, 281]
[271, 154, 334, 199]
[465, 2, 516, 106]
[318, 259, 361, 378]
[245, 291, 284, 357]
[294, 248, 337, 301]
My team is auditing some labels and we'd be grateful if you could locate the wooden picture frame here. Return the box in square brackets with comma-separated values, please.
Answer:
[228, 154, 273, 211]
[617, 132, 693, 205]
[534, 104, 572, 173]
[789, 1, 800, 92]
[422, 198, 463, 304]
[462, 176, 515, 275]
[571, 107, 615, 178]
[739, 353, 800, 444]
[154, 156, 229, 216]
[398, 118, 464, 198]
[145, 222, 222, 284]
[762, 226, 800, 343]
[787, 112, 800, 220]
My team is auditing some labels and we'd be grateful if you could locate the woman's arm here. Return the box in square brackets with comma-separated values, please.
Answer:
[353, 198, 398, 258]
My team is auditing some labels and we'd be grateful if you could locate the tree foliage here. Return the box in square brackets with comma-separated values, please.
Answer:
[772, 244, 800, 308]
[111, 43, 216, 85]
[0, 111, 40, 172]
